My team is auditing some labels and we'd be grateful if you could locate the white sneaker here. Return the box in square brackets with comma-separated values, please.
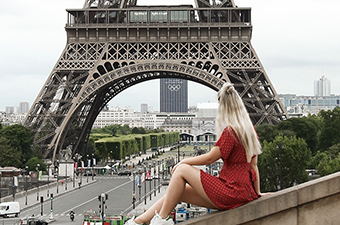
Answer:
[150, 211, 174, 225]
[124, 216, 142, 225]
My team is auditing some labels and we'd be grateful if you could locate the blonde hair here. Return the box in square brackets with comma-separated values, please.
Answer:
[216, 82, 261, 162]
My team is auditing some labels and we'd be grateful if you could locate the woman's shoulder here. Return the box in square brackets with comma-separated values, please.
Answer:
[222, 126, 236, 134]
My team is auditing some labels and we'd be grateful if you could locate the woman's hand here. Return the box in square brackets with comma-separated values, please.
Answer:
[259, 192, 273, 197]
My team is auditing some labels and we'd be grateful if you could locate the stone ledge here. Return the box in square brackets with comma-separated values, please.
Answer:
[182, 171, 340, 225]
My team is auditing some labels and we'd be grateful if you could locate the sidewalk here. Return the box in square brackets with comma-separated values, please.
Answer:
[128, 185, 168, 216]
[0, 176, 97, 222]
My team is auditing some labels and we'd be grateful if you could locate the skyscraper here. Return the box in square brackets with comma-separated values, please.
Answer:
[314, 76, 331, 96]
[141, 103, 148, 113]
[19, 102, 29, 114]
[160, 78, 188, 113]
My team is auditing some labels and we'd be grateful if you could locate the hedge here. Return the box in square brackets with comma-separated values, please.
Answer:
[93, 131, 179, 161]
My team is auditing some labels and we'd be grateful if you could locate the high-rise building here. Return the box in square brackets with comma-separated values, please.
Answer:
[5, 107, 14, 114]
[141, 103, 148, 113]
[19, 102, 29, 114]
[160, 78, 188, 113]
[314, 76, 331, 96]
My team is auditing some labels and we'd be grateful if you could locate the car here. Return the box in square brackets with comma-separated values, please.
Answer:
[19, 216, 48, 225]
[118, 170, 131, 176]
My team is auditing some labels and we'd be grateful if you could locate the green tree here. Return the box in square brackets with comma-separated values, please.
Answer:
[256, 123, 280, 144]
[277, 117, 319, 155]
[0, 124, 34, 166]
[318, 107, 340, 151]
[25, 157, 46, 172]
[120, 125, 131, 135]
[258, 134, 311, 192]
[311, 143, 340, 176]
[256, 123, 294, 144]
[0, 136, 22, 167]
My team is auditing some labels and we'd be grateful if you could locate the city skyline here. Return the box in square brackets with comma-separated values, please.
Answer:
[1, 0, 339, 111]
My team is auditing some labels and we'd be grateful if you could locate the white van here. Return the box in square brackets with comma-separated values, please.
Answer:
[0, 202, 20, 218]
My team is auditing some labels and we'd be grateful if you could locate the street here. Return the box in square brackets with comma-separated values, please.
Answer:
[0, 176, 136, 225]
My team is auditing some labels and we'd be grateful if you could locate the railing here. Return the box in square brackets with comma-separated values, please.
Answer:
[66, 7, 251, 27]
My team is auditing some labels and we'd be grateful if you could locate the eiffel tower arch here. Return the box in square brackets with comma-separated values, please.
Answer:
[24, 0, 288, 161]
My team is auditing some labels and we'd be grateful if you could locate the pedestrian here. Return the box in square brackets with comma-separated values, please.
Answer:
[125, 82, 267, 225]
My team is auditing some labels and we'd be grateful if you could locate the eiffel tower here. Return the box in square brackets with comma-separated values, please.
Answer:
[24, 0, 288, 161]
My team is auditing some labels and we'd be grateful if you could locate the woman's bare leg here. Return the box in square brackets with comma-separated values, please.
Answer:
[134, 164, 217, 224]
[158, 164, 217, 219]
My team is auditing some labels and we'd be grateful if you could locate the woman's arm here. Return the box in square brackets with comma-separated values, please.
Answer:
[250, 155, 261, 196]
[172, 146, 222, 173]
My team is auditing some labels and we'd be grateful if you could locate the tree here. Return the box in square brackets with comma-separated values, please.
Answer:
[25, 157, 46, 172]
[256, 123, 294, 144]
[0, 136, 22, 167]
[0, 124, 34, 166]
[278, 117, 319, 155]
[258, 134, 311, 192]
[120, 125, 131, 135]
[318, 107, 340, 151]
[311, 143, 340, 176]
[256, 123, 280, 144]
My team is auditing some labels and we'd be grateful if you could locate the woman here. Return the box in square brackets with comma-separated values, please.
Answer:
[125, 82, 263, 225]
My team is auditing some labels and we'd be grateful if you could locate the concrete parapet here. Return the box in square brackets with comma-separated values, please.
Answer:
[182, 171, 340, 225]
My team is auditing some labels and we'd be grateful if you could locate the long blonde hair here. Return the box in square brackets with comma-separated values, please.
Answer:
[216, 82, 261, 162]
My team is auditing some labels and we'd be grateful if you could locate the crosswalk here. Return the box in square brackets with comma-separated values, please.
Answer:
[21, 213, 84, 218]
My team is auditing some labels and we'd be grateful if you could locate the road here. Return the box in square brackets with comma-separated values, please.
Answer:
[0, 176, 139, 225]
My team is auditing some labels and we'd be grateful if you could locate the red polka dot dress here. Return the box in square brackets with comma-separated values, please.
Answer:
[200, 126, 259, 210]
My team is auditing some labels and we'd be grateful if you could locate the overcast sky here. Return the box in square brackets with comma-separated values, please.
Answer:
[0, 0, 339, 111]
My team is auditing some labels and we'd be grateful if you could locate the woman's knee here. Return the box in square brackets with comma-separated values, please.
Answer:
[174, 164, 196, 177]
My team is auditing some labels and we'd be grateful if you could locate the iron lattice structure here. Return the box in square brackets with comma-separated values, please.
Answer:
[24, 0, 288, 161]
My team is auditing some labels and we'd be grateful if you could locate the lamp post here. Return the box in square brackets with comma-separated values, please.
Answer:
[73, 158, 75, 188]
[36, 164, 40, 201]
[56, 160, 59, 194]
[25, 166, 28, 205]
[0, 171, 2, 203]
[65, 160, 68, 190]
[47, 162, 51, 197]
[92, 153, 94, 181]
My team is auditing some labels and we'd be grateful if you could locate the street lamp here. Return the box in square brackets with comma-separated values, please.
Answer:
[36, 164, 40, 201]
[25, 166, 28, 205]
[92, 153, 94, 181]
[0, 171, 2, 203]
[56, 160, 59, 194]
[65, 160, 68, 191]
[47, 162, 51, 197]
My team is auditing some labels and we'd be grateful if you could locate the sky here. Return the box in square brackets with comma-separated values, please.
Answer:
[0, 0, 339, 112]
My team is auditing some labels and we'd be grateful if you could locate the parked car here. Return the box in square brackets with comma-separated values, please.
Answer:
[118, 170, 131, 176]
[0, 202, 20, 218]
[18, 216, 48, 225]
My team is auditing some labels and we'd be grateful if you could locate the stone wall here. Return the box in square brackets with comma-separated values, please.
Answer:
[182, 171, 340, 225]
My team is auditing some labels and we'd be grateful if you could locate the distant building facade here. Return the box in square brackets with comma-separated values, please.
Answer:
[279, 94, 340, 116]
[160, 78, 188, 113]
